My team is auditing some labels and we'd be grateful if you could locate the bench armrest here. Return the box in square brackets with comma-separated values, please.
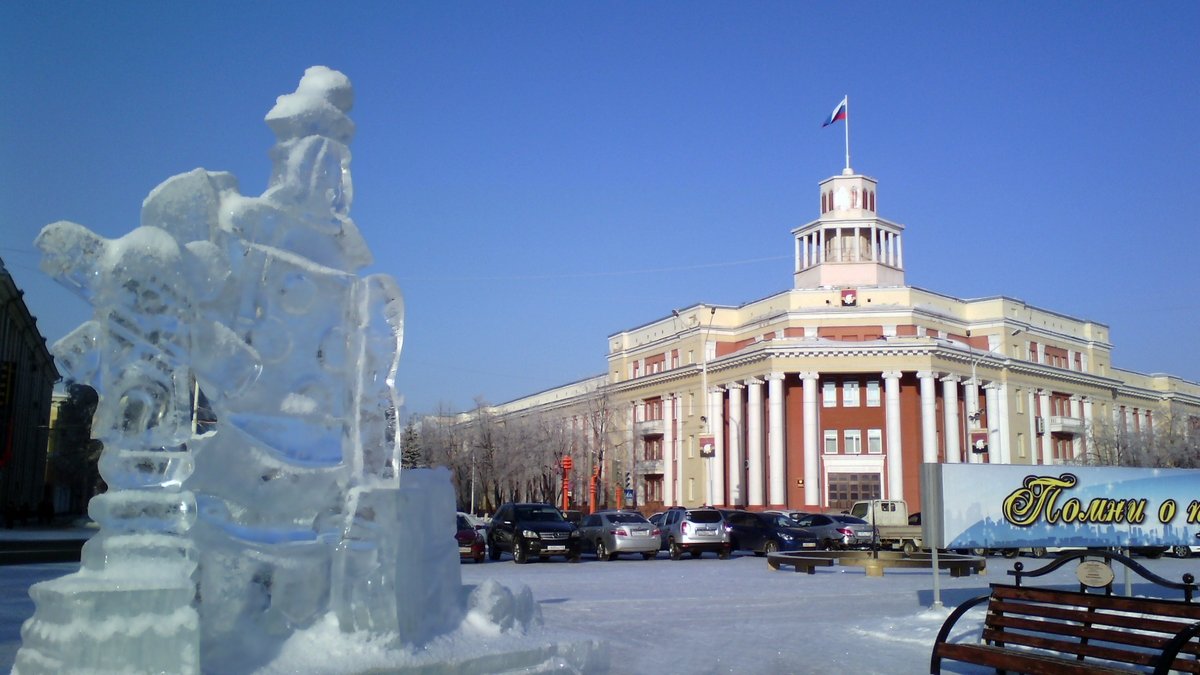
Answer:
[1153, 620, 1200, 675]
[929, 592, 991, 674]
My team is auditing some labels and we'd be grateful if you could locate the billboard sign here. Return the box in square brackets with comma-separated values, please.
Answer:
[921, 463, 1200, 550]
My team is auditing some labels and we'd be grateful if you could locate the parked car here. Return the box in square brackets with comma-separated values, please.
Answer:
[658, 507, 731, 560]
[764, 509, 810, 523]
[578, 510, 660, 560]
[724, 510, 819, 555]
[486, 502, 582, 564]
[456, 512, 486, 563]
[791, 513, 874, 550]
[648, 512, 665, 527]
[562, 509, 584, 527]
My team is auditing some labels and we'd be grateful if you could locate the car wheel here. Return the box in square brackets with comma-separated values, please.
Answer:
[902, 540, 918, 555]
[718, 545, 731, 560]
[488, 539, 501, 561]
[596, 540, 612, 561]
[513, 540, 529, 564]
[669, 541, 683, 561]
[642, 552, 656, 560]
[820, 539, 833, 551]
[1029, 547, 1047, 558]
[1001, 548, 1018, 559]
[1141, 548, 1165, 560]
[764, 540, 780, 555]
[1173, 545, 1191, 559]
[970, 548, 988, 557]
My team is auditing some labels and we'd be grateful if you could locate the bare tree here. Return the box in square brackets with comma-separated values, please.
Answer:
[1077, 413, 1200, 468]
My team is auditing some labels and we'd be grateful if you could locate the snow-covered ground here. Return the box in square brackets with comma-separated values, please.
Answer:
[4, 538, 1199, 674]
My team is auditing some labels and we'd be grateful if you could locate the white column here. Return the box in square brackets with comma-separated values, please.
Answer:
[1038, 390, 1053, 464]
[883, 371, 904, 499]
[1083, 398, 1094, 460]
[801, 372, 820, 507]
[746, 378, 765, 507]
[896, 235, 903, 268]
[663, 394, 675, 507]
[1027, 391, 1038, 463]
[710, 387, 725, 506]
[1069, 396, 1082, 461]
[984, 384, 1003, 463]
[918, 371, 939, 463]
[767, 373, 786, 507]
[626, 404, 637, 504]
[794, 237, 801, 273]
[727, 382, 745, 507]
[996, 382, 1012, 464]
[964, 376, 982, 464]
[942, 375, 962, 464]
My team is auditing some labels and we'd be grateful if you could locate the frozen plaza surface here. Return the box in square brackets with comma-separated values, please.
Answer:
[7, 552, 1200, 673]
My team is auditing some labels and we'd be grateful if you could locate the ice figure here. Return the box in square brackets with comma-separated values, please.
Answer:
[14, 67, 473, 674]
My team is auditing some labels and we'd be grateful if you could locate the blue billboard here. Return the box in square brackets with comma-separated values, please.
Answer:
[921, 464, 1200, 550]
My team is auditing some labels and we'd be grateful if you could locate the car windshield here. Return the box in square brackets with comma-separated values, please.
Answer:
[687, 510, 722, 524]
[456, 515, 471, 530]
[515, 506, 565, 522]
[608, 513, 648, 524]
[769, 515, 796, 528]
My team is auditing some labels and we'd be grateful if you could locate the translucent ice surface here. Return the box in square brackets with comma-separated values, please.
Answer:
[14, 66, 477, 675]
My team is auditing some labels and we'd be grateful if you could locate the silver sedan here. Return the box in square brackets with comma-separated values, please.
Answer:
[578, 510, 661, 560]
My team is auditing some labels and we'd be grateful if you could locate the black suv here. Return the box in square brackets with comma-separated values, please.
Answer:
[487, 502, 582, 563]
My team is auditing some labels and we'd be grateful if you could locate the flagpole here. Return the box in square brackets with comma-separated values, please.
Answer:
[844, 94, 851, 172]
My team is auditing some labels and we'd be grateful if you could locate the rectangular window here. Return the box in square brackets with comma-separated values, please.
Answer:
[1016, 389, 1024, 413]
[822, 381, 837, 407]
[844, 429, 862, 454]
[688, 478, 695, 501]
[1017, 432, 1026, 458]
[843, 380, 861, 407]
[823, 430, 838, 454]
[645, 477, 663, 503]
[866, 380, 881, 407]
[867, 429, 883, 454]
[687, 392, 694, 417]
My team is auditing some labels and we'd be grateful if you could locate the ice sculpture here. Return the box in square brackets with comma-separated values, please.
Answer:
[14, 67, 486, 674]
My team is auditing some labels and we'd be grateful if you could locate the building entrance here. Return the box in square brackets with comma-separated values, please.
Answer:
[827, 472, 882, 512]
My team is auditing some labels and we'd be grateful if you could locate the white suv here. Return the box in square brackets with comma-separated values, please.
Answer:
[658, 508, 731, 560]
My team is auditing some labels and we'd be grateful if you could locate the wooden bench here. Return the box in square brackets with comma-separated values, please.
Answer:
[766, 552, 836, 574]
[931, 550, 1200, 674]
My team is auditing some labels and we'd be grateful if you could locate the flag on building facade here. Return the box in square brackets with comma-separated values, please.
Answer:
[822, 96, 848, 127]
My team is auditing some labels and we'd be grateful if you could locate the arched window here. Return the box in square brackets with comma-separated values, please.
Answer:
[821, 192, 827, 213]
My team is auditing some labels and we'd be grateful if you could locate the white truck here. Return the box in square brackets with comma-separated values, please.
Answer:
[847, 499, 924, 553]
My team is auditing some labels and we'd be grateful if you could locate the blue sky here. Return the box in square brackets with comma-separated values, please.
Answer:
[2, 2, 1197, 417]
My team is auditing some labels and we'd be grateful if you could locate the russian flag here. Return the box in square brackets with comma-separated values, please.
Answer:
[822, 96, 847, 127]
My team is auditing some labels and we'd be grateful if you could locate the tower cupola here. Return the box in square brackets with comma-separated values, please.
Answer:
[791, 170, 906, 289]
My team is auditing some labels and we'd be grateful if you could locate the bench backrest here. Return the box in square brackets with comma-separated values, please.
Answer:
[984, 584, 1200, 673]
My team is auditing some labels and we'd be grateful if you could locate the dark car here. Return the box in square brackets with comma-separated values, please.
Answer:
[724, 510, 820, 555]
[456, 512, 485, 563]
[486, 502, 582, 564]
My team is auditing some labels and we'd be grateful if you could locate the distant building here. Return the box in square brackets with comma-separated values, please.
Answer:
[474, 168, 1200, 514]
[0, 256, 60, 523]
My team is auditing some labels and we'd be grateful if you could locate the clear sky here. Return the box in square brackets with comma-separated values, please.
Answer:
[2, 2, 1197, 418]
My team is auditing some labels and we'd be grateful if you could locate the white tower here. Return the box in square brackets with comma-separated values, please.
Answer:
[791, 170, 906, 290]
